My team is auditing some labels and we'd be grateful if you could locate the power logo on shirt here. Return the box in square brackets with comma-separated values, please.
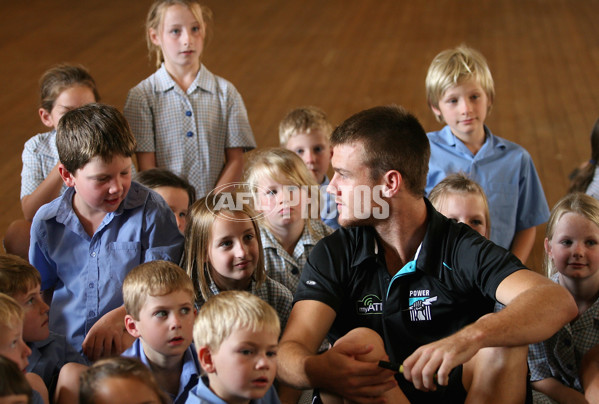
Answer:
[356, 294, 383, 315]
[408, 290, 438, 321]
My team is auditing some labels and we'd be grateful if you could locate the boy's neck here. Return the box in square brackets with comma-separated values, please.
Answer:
[71, 193, 107, 237]
[451, 126, 486, 155]
[143, 344, 185, 396]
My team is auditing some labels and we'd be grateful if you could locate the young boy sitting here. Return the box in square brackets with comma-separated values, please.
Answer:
[123, 260, 199, 404]
[0, 254, 87, 398]
[29, 103, 184, 360]
[279, 106, 339, 229]
[425, 45, 549, 263]
[189, 290, 281, 404]
[0, 293, 49, 404]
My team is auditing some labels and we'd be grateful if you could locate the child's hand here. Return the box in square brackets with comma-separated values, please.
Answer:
[82, 306, 127, 360]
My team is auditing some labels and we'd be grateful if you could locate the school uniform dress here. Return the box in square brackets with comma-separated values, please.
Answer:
[426, 125, 550, 250]
[30, 182, 184, 354]
[122, 338, 200, 404]
[20, 130, 67, 199]
[294, 199, 524, 402]
[124, 63, 256, 198]
[184, 375, 280, 404]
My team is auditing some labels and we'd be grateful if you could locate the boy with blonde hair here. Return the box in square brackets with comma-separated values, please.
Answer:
[425, 44, 549, 263]
[0, 254, 86, 397]
[0, 293, 49, 404]
[189, 290, 280, 404]
[29, 103, 183, 360]
[123, 260, 199, 404]
[280, 106, 339, 229]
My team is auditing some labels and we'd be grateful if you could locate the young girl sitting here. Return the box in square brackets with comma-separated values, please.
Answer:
[244, 148, 333, 294]
[181, 194, 292, 331]
[124, 0, 255, 199]
[528, 192, 599, 403]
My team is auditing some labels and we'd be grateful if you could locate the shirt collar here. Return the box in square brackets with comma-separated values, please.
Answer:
[154, 63, 214, 94]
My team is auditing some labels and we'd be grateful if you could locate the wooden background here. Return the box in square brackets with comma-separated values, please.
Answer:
[2, 0, 599, 272]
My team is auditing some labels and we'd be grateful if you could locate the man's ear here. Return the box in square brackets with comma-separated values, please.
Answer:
[58, 164, 76, 187]
[124, 315, 141, 339]
[39, 108, 54, 128]
[198, 345, 216, 373]
[381, 170, 402, 198]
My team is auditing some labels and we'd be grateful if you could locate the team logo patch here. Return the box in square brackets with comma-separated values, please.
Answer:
[408, 290, 437, 321]
[356, 294, 383, 315]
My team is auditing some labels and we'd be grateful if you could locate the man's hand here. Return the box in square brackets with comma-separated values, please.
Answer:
[82, 306, 127, 361]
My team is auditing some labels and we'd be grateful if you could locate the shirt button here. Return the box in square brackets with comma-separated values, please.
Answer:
[291, 267, 299, 275]
[90, 252, 96, 257]
[186, 111, 192, 117]
[186, 131, 194, 137]
[88, 283, 94, 288]
[88, 311, 95, 317]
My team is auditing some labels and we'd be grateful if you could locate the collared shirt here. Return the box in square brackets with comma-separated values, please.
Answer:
[30, 182, 184, 353]
[123, 338, 200, 404]
[124, 64, 256, 198]
[528, 273, 599, 391]
[27, 331, 88, 396]
[20, 130, 67, 199]
[185, 375, 280, 404]
[426, 125, 550, 249]
[261, 219, 333, 293]
[197, 274, 293, 332]
[586, 166, 599, 200]
[295, 199, 524, 402]
[320, 176, 339, 230]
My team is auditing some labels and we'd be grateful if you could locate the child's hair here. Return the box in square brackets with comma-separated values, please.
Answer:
[279, 106, 333, 146]
[145, 0, 213, 69]
[0, 293, 24, 330]
[193, 290, 280, 351]
[425, 44, 495, 122]
[0, 355, 32, 402]
[123, 260, 195, 320]
[56, 103, 136, 174]
[0, 254, 41, 297]
[569, 118, 599, 194]
[545, 192, 599, 276]
[244, 147, 320, 224]
[135, 167, 196, 206]
[79, 357, 169, 404]
[428, 172, 491, 230]
[182, 193, 266, 301]
[40, 64, 100, 113]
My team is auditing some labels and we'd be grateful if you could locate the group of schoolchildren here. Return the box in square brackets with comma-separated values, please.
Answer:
[0, 0, 598, 403]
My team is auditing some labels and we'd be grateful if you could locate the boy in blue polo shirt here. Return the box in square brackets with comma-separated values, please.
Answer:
[424, 45, 549, 263]
[29, 103, 183, 360]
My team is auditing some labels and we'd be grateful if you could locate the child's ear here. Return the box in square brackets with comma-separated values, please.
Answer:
[430, 104, 443, 120]
[124, 315, 142, 339]
[39, 108, 54, 128]
[544, 238, 552, 257]
[58, 164, 76, 187]
[148, 28, 161, 46]
[198, 346, 216, 373]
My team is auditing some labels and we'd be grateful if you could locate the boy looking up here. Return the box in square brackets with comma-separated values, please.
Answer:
[123, 260, 200, 404]
[189, 290, 280, 404]
[279, 106, 339, 229]
[29, 103, 184, 360]
[425, 45, 549, 263]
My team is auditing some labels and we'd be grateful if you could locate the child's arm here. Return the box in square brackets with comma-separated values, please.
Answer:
[21, 163, 64, 220]
[81, 306, 133, 361]
[136, 152, 157, 171]
[510, 226, 536, 264]
[215, 147, 244, 191]
[532, 378, 588, 404]
[26, 372, 50, 404]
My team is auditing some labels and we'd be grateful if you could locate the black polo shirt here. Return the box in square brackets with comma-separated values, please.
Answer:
[295, 199, 525, 401]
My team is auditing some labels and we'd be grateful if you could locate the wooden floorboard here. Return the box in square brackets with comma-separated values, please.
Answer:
[2, 0, 599, 272]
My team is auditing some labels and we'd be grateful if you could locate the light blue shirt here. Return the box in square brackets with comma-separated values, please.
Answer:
[425, 125, 550, 249]
[122, 338, 200, 404]
[30, 182, 184, 353]
[320, 176, 339, 230]
[185, 375, 280, 404]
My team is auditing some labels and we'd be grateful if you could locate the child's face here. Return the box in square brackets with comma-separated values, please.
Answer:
[13, 284, 50, 342]
[150, 4, 205, 72]
[431, 78, 490, 140]
[61, 155, 132, 219]
[435, 192, 489, 238]
[204, 326, 278, 403]
[39, 85, 96, 129]
[153, 186, 189, 234]
[208, 212, 259, 291]
[126, 291, 195, 364]
[546, 212, 599, 281]
[285, 130, 331, 184]
[0, 320, 31, 373]
[256, 176, 307, 230]
[91, 376, 163, 404]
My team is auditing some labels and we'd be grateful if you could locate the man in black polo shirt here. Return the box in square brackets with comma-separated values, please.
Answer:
[277, 105, 577, 403]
